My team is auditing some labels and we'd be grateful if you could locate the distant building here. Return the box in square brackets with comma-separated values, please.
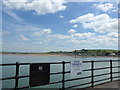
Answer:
[109, 53, 116, 56]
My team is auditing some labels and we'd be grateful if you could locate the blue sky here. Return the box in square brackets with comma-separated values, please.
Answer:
[1, 0, 119, 52]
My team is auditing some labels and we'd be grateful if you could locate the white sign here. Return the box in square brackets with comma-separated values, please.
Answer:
[70, 60, 82, 77]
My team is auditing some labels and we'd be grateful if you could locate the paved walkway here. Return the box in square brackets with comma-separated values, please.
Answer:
[78, 80, 120, 90]
[94, 80, 119, 88]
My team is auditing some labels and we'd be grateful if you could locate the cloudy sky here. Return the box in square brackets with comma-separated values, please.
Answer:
[1, 0, 119, 52]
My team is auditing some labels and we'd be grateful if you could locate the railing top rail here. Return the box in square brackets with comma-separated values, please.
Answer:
[0, 60, 119, 66]
[92, 60, 119, 62]
[0, 62, 70, 66]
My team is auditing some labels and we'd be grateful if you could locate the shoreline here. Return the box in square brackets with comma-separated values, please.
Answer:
[1, 53, 119, 57]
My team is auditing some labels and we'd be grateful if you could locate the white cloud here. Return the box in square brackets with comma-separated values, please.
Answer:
[69, 13, 118, 33]
[43, 28, 51, 33]
[49, 34, 69, 39]
[72, 24, 78, 28]
[3, 0, 67, 15]
[65, 0, 119, 2]
[59, 15, 64, 18]
[68, 29, 76, 33]
[33, 28, 52, 36]
[4, 27, 118, 51]
[73, 32, 95, 38]
[94, 3, 114, 12]
[63, 31, 117, 49]
[20, 34, 29, 40]
[69, 13, 94, 23]
[2, 6, 24, 23]
[19, 25, 118, 50]
[32, 41, 46, 45]
[107, 32, 118, 38]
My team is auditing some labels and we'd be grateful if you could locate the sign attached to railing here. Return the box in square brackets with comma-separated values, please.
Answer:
[29, 63, 50, 87]
[70, 60, 82, 77]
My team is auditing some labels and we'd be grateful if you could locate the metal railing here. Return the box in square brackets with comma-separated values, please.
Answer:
[0, 60, 120, 89]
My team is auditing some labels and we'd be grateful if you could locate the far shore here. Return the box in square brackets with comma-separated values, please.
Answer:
[1, 53, 119, 57]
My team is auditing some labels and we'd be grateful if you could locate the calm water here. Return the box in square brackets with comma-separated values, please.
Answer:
[1, 55, 119, 89]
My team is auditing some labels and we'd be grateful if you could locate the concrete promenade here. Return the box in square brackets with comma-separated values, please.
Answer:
[94, 80, 119, 88]
[78, 80, 120, 90]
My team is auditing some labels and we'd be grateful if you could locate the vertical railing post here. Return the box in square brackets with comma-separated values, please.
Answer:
[91, 60, 94, 87]
[110, 60, 113, 82]
[62, 61, 65, 90]
[15, 62, 19, 89]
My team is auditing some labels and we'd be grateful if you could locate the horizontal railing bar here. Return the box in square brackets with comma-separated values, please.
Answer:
[65, 81, 91, 89]
[83, 60, 110, 63]
[19, 74, 64, 79]
[0, 63, 16, 66]
[1, 71, 114, 81]
[50, 80, 62, 85]
[0, 60, 119, 66]
[1, 71, 119, 81]
[83, 60, 111, 63]
[1, 71, 70, 80]
[1, 75, 30, 80]
[83, 60, 120, 63]
[95, 60, 120, 62]
[65, 76, 91, 82]
[0, 76, 15, 80]
[51, 67, 107, 76]
[83, 69, 91, 71]
[1, 71, 68, 80]
[92, 60, 110, 62]
[48, 71, 70, 75]
[65, 62, 70, 64]
[82, 61, 92, 63]
[94, 72, 110, 77]
[112, 66, 120, 68]
[112, 60, 120, 62]
[23, 67, 111, 77]
[0, 62, 70, 66]
[18, 75, 30, 79]
[50, 69, 92, 73]
[113, 76, 120, 79]
[94, 81, 112, 87]
[17, 86, 30, 89]
[64, 69, 100, 74]
[3, 75, 63, 85]
[93, 67, 110, 70]
[18, 81, 63, 89]
[18, 80, 63, 89]
[50, 72, 62, 75]
[65, 71, 70, 73]
[0, 88, 15, 90]
[94, 77, 110, 83]
[112, 72, 120, 74]
[38, 62, 63, 64]
[17, 63, 30, 65]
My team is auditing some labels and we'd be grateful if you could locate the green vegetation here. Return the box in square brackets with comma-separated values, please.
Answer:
[1, 52, 40, 54]
[1, 49, 120, 56]
[46, 49, 119, 56]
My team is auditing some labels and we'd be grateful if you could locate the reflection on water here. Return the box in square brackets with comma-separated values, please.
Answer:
[2, 55, 118, 88]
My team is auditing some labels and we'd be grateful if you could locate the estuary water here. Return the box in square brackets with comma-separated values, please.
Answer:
[1, 55, 119, 89]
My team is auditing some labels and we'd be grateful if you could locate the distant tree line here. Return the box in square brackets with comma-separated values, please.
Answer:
[47, 49, 120, 56]
[2, 52, 39, 54]
[1, 49, 120, 56]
